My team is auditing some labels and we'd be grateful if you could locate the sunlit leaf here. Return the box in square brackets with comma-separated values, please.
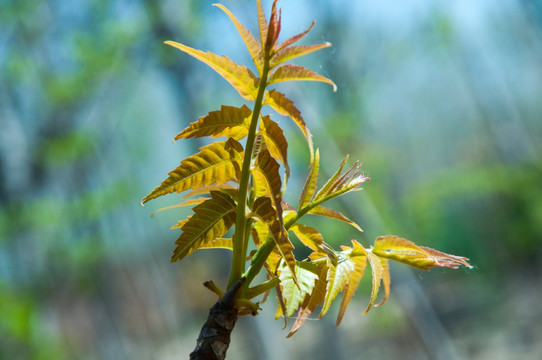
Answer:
[287, 263, 327, 337]
[197, 237, 233, 251]
[375, 258, 390, 307]
[277, 261, 319, 317]
[175, 105, 252, 140]
[299, 149, 319, 209]
[268, 64, 337, 92]
[307, 205, 362, 232]
[264, 89, 313, 163]
[314, 158, 369, 204]
[251, 196, 297, 280]
[289, 223, 323, 252]
[259, 115, 290, 179]
[319, 255, 354, 318]
[142, 139, 244, 204]
[271, 43, 331, 68]
[251, 150, 283, 224]
[337, 241, 368, 325]
[164, 41, 259, 100]
[256, 0, 268, 51]
[360, 246, 383, 315]
[372, 235, 472, 270]
[171, 191, 236, 262]
[213, 3, 264, 74]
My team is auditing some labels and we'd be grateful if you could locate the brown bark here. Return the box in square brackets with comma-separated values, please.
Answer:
[189, 278, 245, 360]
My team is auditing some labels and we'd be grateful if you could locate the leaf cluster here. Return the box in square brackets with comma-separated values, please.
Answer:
[143, 0, 471, 336]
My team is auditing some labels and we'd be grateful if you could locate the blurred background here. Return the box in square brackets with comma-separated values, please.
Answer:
[1, 0, 541, 359]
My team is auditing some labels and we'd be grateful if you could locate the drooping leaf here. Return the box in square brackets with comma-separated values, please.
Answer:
[164, 41, 260, 100]
[259, 115, 290, 179]
[298, 149, 319, 209]
[375, 258, 390, 307]
[264, 89, 313, 163]
[289, 223, 323, 252]
[307, 205, 363, 232]
[287, 263, 327, 337]
[360, 246, 383, 315]
[319, 254, 354, 318]
[172, 191, 236, 262]
[251, 196, 297, 280]
[142, 139, 244, 204]
[275, 20, 315, 53]
[337, 241, 368, 326]
[268, 64, 337, 92]
[213, 3, 264, 74]
[271, 43, 331, 68]
[277, 261, 319, 317]
[175, 105, 252, 141]
[372, 235, 472, 270]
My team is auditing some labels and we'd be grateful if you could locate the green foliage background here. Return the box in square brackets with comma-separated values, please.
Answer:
[1, 0, 541, 359]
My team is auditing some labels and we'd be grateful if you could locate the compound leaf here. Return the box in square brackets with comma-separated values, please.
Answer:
[172, 191, 236, 262]
[275, 20, 315, 53]
[289, 223, 323, 252]
[142, 139, 244, 204]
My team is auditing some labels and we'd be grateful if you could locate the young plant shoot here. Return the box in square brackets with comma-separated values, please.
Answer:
[142, 1, 472, 359]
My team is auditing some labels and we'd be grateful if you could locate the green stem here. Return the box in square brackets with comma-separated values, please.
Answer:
[228, 58, 271, 289]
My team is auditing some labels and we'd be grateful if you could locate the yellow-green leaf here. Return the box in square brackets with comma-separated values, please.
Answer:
[299, 149, 319, 209]
[251, 196, 297, 280]
[256, 0, 268, 51]
[197, 237, 233, 251]
[337, 241, 368, 326]
[271, 43, 331, 68]
[183, 184, 237, 199]
[287, 263, 327, 337]
[277, 261, 319, 317]
[358, 244, 383, 315]
[172, 191, 236, 262]
[164, 41, 259, 100]
[175, 105, 252, 141]
[213, 3, 264, 75]
[142, 139, 244, 204]
[319, 255, 354, 318]
[314, 158, 369, 203]
[264, 89, 313, 163]
[375, 258, 390, 307]
[251, 150, 283, 224]
[289, 223, 323, 252]
[307, 205, 362, 232]
[259, 115, 290, 179]
[268, 64, 337, 92]
[372, 235, 472, 270]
